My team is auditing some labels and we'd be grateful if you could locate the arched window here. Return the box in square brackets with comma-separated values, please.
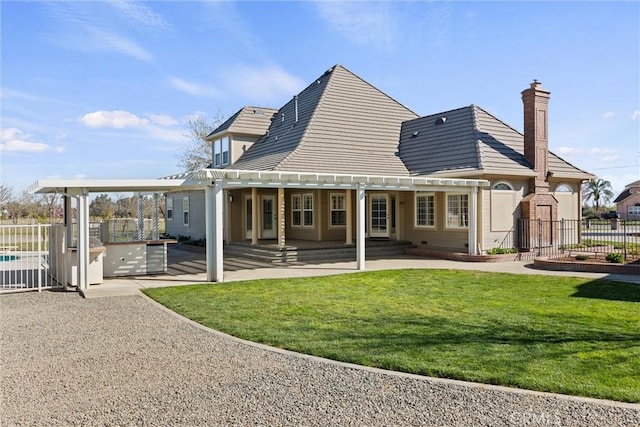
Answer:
[555, 184, 572, 193]
[492, 182, 513, 191]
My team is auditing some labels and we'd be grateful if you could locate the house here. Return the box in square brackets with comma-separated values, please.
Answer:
[614, 180, 640, 220]
[165, 64, 593, 255]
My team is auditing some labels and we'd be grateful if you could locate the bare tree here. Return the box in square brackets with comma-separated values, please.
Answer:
[0, 185, 13, 218]
[177, 113, 225, 172]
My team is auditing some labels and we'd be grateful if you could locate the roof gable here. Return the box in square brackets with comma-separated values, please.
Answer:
[208, 106, 278, 139]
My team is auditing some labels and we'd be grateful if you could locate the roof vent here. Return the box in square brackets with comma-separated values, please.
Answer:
[411, 131, 420, 138]
[435, 117, 447, 125]
[253, 109, 264, 115]
[281, 113, 285, 123]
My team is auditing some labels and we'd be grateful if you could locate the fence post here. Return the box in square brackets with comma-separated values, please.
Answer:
[560, 219, 564, 254]
[623, 219, 627, 260]
[37, 223, 42, 292]
[538, 218, 542, 256]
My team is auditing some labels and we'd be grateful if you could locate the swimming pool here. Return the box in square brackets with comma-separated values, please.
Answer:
[0, 255, 19, 262]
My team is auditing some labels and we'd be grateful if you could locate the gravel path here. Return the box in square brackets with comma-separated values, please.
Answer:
[1, 291, 638, 426]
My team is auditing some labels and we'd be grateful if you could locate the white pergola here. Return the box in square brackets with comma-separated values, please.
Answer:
[30, 169, 489, 291]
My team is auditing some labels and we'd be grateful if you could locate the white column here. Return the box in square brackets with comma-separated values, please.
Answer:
[64, 194, 73, 246]
[356, 185, 366, 270]
[345, 189, 353, 245]
[277, 187, 285, 248]
[205, 180, 225, 282]
[136, 193, 144, 241]
[468, 186, 478, 255]
[251, 187, 258, 244]
[77, 189, 90, 290]
[152, 193, 159, 240]
[395, 192, 401, 240]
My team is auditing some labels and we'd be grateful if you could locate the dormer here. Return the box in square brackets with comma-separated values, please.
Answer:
[206, 106, 278, 167]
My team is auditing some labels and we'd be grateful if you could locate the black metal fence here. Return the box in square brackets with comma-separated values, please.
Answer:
[498, 219, 640, 260]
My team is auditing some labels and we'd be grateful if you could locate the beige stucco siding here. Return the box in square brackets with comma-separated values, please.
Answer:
[400, 192, 469, 251]
[481, 179, 527, 250]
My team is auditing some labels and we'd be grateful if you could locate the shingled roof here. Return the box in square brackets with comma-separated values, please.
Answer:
[208, 106, 278, 140]
[232, 65, 418, 175]
[399, 105, 593, 180]
[230, 64, 591, 181]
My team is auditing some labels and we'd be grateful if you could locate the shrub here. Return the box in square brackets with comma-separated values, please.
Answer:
[486, 247, 518, 255]
[575, 254, 589, 261]
[177, 234, 191, 242]
[605, 253, 624, 264]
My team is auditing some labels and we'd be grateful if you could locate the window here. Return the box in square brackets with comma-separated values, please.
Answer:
[447, 194, 469, 228]
[292, 195, 301, 226]
[330, 194, 346, 227]
[222, 136, 230, 165]
[415, 192, 435, 227]
[166, 197, 173, 221]
[555, 184, 572, 193]
[213, 139, 222, 167]
[303, 194, 314, 226]
[292, 194, 313, 227]
[493, 182, 513, 191]
[183, 196, 190, 227]
[629, 204, 640, 216]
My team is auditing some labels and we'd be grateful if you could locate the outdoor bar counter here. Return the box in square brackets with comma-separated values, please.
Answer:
[102, 239, 177, 277]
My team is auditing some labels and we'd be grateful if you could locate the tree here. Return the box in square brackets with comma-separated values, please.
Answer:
[177, 113, 225, 172]
[582, 178, 614, 213]
[90, 194, 115, 218]
[0, 185, 13, 218]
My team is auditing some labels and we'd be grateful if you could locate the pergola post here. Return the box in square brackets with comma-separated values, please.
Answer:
[356, 184, 366, 270]
[345, 188, 353, 245]
[251, 187, 258, 244]
[468, 186, 478, 255]
[277, 187, 285, 248]
[152, 193, 159, 240]
[76, 189, 90, 290]
[205, 180, 224, 282]
[136, 193, 144, 241]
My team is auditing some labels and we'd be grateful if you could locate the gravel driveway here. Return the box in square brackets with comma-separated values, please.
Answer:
[1, 291, 638, 426]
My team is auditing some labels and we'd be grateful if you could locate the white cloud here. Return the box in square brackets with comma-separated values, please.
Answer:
[42, 2, 153, 62]
[169, 78, 220, 98]
[90, 28, 153, 62]
[106, 0, 169, 31]
[590, 147, 617, 155]
[603, 111, 615, 119]
[602, 155, 620, 163]
[221, 64, 305, 103]
[632, 110, 640, 120]
[556, 146, 577, 155]
[314, 0, 397, 50]
[80, 110, 149, 128]
[0, 128, 63, 153]
[148, 114, 178, 126]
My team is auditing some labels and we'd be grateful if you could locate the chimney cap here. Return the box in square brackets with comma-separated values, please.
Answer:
[531, 79, 542, 88]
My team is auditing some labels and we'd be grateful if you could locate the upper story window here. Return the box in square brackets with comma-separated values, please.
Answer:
[555, 184, 572, 193]
[446, 193, 469, 228]
[213, 136, 230, 167]
[493, 182, 513, 191]
[415, 192, 435, 228]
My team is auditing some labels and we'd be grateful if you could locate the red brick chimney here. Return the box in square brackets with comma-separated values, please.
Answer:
[522, 80, 551, 193]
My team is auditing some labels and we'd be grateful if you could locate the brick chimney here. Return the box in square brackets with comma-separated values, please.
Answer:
[522, 80, 551, 193]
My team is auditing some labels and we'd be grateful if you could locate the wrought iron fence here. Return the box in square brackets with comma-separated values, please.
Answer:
[513, 218, 640, 260]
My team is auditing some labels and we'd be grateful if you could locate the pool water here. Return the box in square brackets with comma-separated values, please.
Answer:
[0, 255, 19, 262]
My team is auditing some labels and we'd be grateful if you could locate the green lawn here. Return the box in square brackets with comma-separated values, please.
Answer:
[143, 269, 640, 402]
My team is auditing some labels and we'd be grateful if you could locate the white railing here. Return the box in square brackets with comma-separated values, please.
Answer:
[0, 224, 62, 292]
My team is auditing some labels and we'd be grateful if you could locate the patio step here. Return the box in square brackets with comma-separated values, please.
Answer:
[225, 240, 416, 265]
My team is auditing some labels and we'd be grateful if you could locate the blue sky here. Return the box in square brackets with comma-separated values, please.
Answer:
[1, 1, 639, 197]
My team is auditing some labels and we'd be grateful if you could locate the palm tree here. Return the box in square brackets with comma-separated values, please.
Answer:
[582, 178, 614, 213]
